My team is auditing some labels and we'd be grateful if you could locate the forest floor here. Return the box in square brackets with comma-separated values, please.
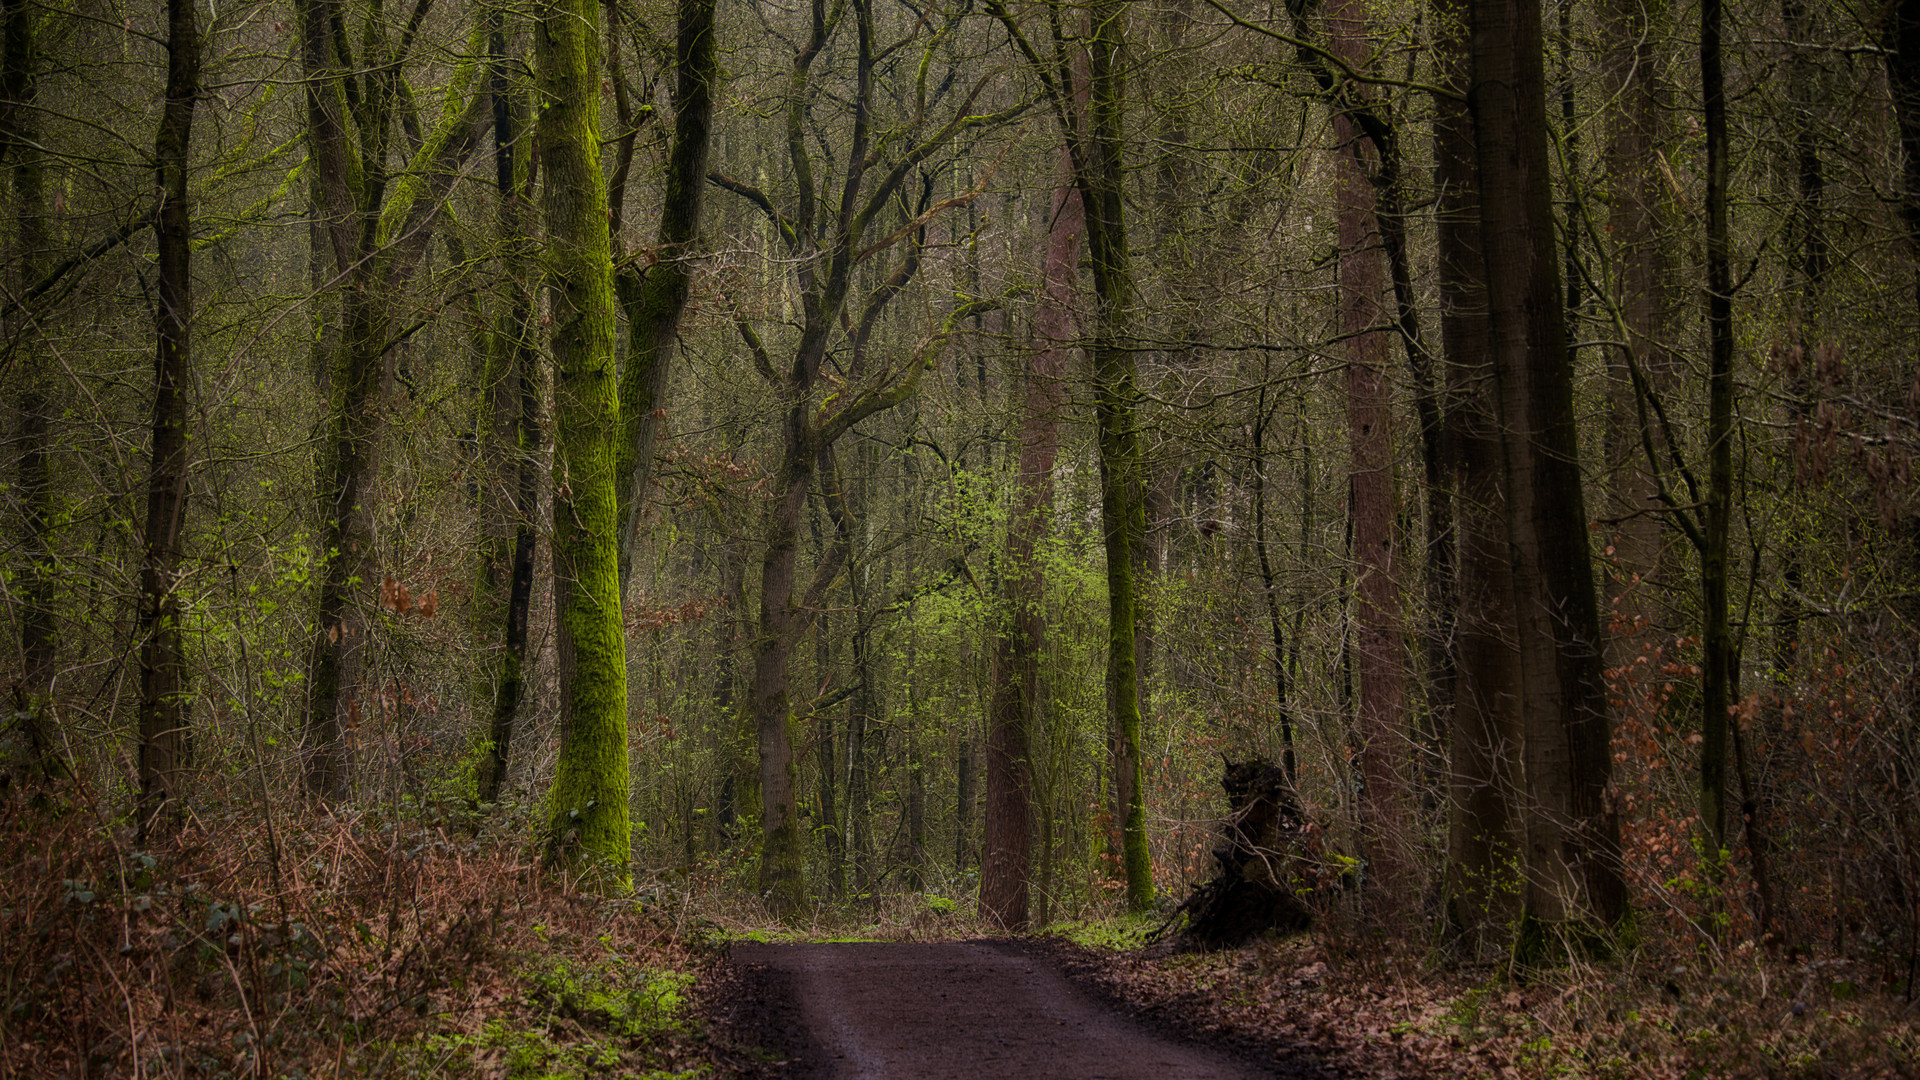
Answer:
[698, 916, 1920, 1080]
[6, 793, 1918, 1078]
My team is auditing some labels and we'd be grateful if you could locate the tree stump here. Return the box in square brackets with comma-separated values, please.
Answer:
[1156, 757, 1315, 951]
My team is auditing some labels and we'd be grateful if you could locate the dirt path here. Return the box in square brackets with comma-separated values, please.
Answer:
[720, 940, 1313, 1079]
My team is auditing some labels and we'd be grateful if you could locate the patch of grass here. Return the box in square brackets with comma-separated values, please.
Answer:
[1043, 912, 1161, 951]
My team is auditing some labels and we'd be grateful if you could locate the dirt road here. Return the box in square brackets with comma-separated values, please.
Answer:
[720, 940, 1316, 1079]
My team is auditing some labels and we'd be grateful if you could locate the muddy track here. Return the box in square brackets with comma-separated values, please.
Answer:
[710, 939, 1329, 1079]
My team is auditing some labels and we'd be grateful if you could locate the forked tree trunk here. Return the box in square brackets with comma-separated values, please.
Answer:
[616, 0, 717, 586]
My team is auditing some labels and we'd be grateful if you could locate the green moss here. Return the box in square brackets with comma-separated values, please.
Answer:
[1044, 913, 1159, 951]
[406, 957, 704, 1080]
[537, 0, 632, 890]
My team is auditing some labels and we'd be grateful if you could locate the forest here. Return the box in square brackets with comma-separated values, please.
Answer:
[2, 0, 1918, 1075]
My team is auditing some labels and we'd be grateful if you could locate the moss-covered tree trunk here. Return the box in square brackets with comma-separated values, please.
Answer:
[536, 0, 631, 887]
[138, 0, 200, 833]
[616, 0, 717, 586]
[298, 0, 486, 798]
[1081, 0, 1153, 912]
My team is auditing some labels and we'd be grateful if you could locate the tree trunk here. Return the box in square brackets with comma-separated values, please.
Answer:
[1435, 0, 1522, 961]
[5, 0, 58, 770]
[299, 0, 486, 798]
[1326, 0, 1410, 908]
[1469, 0, 1627, 950]
[983, 145, 1081, 930]
[473, 12, 541, 806]
[538, 0, 632, 886]
[1251, 382, 1298, 784]
[1080, 0, 1153, 913]
[138, 0, 200, 833]
[1600, 0, 1673, 662]
[616, 0, 717, 585]
[1699, 0, 1736, 858]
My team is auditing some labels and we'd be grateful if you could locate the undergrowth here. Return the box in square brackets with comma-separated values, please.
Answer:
[0, 778, 715, 1079]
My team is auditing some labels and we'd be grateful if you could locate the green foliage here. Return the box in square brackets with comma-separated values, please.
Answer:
[1043, 912, 1160, 951]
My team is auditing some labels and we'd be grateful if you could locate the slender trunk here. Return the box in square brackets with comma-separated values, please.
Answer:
[1699, 0, 1735, 858]
[538, 0, 632, 886]
[6, 0, 57, 757]
[1470, 0, 1626, 948]
[616, 0, 717, 584]
[1080, 0, 1153, 912]
[138, 0, 201, 832]
[475, 14, 540, 806]
[1251, 384, 1297, 784]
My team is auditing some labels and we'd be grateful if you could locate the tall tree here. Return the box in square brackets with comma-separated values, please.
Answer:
[1698, 0, 1736, 859]
[1599, 0, 1673, 658]
[137, 0, 202, 832]
[716, 0, 1018, 913]
[1434, 0, 1522, 960]
[989, 0, 1154, 911]
[298, 0, 487, 797]
[470, 9, 541, 806]
[537, 0, 632, 884]
[983, 139, 1083, 930]
[616, 0, 718, 585]
[1324, 0, 1411, 906]
[1469, 0, 1627, 950]
[3, 0, 56, 764]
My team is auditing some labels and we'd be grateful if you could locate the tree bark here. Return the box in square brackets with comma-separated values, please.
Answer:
[4, 0, 58, 768]
[1698, 0, 1735, 858]
[616, 0, 718, 586]
[1325, 0, 1411, 908]
[138, 0, 201, 833]
[538, 0, 632, 886]
[983, 144, 1081, 930]
[473, 9, 541, 806]
[1469, 0, 1627, 950]
[1600, 0, 1673, 662]
[1081, 0, 1154, 913]
[1435, 0, 1523, 961]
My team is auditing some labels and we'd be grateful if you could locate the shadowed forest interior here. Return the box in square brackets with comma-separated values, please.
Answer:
[3, 0, 1919, 1074]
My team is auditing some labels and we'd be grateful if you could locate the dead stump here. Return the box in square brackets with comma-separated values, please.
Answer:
[1156, 757, 1315, 951]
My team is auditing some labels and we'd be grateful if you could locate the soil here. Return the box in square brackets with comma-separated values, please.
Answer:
[709, 939, 1330, 1079]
